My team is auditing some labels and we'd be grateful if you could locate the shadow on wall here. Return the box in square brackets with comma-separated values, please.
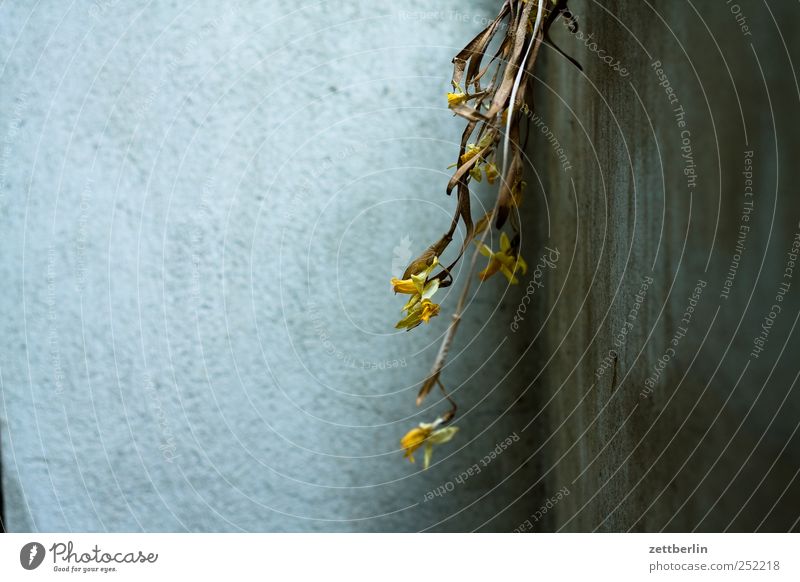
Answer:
[527, 0, 800, 532]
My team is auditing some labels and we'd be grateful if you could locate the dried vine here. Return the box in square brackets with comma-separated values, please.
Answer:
[394, 0, 577, 468]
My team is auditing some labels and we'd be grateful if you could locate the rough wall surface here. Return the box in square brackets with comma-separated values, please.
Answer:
[0, 0, 546, 532]
[3, 0, 799, 533]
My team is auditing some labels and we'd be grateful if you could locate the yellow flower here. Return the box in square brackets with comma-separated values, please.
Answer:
[392, 257, 442, 329]
[447, 92, 468, 108]
[391, 257, 439, 295]
[419, 299, 440, 323]
[400, 276, 439, 311]
[396, 297, 440, 330]
[423, 426, 459, 468]
[401, 423, 459, 469]
[476, 231, 527, 284]
[390, 277, 417, 294]
[461, 143, 481, 164]
[400, 424, 432, 462]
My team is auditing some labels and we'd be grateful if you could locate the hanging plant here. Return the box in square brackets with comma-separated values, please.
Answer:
[393, 0, 579, 469]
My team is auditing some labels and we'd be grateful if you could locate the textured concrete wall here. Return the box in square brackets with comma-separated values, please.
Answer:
[0, 0, 547, 532]
[529, 0, 800, 531]
[3, 0, 799, 534]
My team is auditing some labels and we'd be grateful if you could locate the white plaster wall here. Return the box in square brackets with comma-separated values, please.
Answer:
[0, 1, 544, 531]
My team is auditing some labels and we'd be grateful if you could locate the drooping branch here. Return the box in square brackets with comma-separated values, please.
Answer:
[396, 1, 579, 466]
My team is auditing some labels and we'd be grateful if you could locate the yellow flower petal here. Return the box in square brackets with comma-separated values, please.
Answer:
[500, 265, 519, 285]
[428, 426, 459, 444]
[419, 299, 440, 323]
[401, 424, 433, 462]
[421, 278, 440, 301]
[391, 277, 417, 294]
[515, 254, 528, 275]
[479, 258, 503, 281]
[475, 232, 527, 283]
[499, 231, 511, 252]
[401, 294, 420, 312]
[424, 427, 459, 469]
[395, 308, 423, 330]
[396, 298, 440, 329]
[423, 442, 433, 469]
[401, 423, 458, 468]
[447, 92, 468, 108]
[461, 144, 480, 164]
[477, 243, 493, 258]
[400, 279, 439, 315]
[410, 271, 428, 295]
[400, 425, 432, 463]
